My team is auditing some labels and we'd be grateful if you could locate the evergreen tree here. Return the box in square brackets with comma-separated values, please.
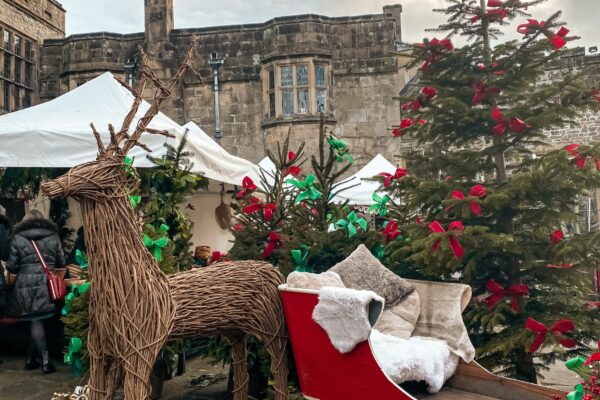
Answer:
[382, 0, 600, 382]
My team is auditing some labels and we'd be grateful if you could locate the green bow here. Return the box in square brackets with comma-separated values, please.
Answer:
[368, 193, 391, 216]
[374, 245, 385, 260]
[567, 384, 584, 400]
[64, 337, 84, 377]
[565, 356, 591, 379]
[123, 156, 136, 178]
[143, 224, 170, 261]
[61, 281, 91, 316]
[75, 249, 88, 269]
[287, 174, 323, 204]
[129, 195, 141, 209]
[335, 211, 368, 237]
[327, 135, 353, 163]
[291, 246, 312, 272]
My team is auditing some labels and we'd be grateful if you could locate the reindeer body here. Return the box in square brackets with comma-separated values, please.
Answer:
[41, 43, 288, 400]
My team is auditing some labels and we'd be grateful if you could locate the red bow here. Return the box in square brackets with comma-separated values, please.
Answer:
[446, 184, 487, 216]
[262, 231, 281, 259]
[549, 229, 564, 244]
[243, 198, 277, 221]
[209, 251, 230, 265]
[565, 144, 600, 171]
[472, 81, 502, 105]
[471, 7, 507, 23]
[232, 223, 244, 233]
[545, 262, 573, 269]
[383, 220, 401, 242]
[428, 221, 465, 260]
[592, 90, 600, 105]
[237, 176, 257, 198]
[583, 340, 600, 366]
[392, 118, 425, 136]
[517, 19, 570, 50]
[285, 152, 301, 176]
[491, 107, 530, 136]
[525, 318, 576, 353]
[485, 280, 529, 312]
[379, 168, 407, 187]
[403, 86, 439, 111]
[477, 62, 505, 76]
[417, 38, 454, 70]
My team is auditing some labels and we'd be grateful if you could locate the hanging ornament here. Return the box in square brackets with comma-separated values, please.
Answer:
[549, 230, 564, 244]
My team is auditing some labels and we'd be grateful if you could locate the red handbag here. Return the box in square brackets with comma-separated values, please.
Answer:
[31, 240, 67, 302]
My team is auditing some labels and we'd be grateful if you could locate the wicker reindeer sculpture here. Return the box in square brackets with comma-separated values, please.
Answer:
[40, 44, 288, 400]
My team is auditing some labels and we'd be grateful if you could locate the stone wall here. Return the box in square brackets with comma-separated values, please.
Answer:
[0, 0, 64, 43]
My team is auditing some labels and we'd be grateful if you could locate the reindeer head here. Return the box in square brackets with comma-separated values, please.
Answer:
[41, 42, 200, 203]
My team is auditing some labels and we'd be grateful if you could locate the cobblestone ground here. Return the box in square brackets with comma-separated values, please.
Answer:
[0, 353, 578, 399]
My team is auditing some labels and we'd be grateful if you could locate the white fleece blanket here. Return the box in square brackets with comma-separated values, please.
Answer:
[312, 286, 384, 354]
[371, 330, 459, 393]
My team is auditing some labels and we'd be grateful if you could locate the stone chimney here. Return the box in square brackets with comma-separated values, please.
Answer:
[144, 0, 174, 55]
[383, 4, 402, 42]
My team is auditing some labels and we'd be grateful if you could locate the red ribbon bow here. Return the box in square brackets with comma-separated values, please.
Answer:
[472, 81, 502, 105]
[583, 340, 600, 366]
[549, 229, 564, 244]
[243, 198, 277, 221]
[592, 90, 600, 105]
[491, 107, 530, 136]
[392, 118, 425, 136]
[446, 184, 487, 216]
[565, 144, 600, 171]
[428, 221, 465, 260]
[232, 223, 244, 233]
[471, 6, 508, 23]
[379, 168, 407, 187]
[403, 86, 439, 111]
[285, 152, 302, 176]
[477, 62, 505, 76]
[262, 231, 281, 259]
[383, 220, 401, 242]
[237, 176, 257, 199]
[209, 251, 230, 265]
[545, 262, 573, 269]
[417, 38, 454, 70]
[485, 280, 529, 312]
[517, 19, 570, 50]
[525, 318, 577, 353]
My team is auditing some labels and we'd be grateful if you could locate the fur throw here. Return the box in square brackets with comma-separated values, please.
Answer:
[370, 329, 459, 393]
[12, 218, 57, 237]
[329, 245, 415, 308]
[312, 286, 384, 354]
[286, 271, 345, 290]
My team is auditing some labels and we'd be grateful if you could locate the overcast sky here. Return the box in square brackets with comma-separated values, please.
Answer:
[59, 0, 598, 50]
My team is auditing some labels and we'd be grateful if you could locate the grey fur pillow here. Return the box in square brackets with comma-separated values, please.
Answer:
[329, 244, 415, 308]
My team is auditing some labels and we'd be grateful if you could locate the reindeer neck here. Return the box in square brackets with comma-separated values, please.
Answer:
[79, 195, 167, 283]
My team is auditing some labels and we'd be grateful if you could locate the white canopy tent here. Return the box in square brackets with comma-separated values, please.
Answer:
[257, 154, 396, 205]
[331, 154, 396, 205]
[0, 72, 259, 186]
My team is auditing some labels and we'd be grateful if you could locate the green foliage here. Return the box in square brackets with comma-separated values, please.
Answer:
[383, 0, 600, 382]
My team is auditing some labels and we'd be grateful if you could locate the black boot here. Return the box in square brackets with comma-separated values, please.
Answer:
[42, 351, 55, 374]
[24, 345, 39, 370]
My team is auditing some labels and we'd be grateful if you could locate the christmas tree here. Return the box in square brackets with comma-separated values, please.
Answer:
[382, 0, 600, 382]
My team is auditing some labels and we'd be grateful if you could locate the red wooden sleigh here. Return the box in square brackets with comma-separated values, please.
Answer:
[279, 285, 562, 400]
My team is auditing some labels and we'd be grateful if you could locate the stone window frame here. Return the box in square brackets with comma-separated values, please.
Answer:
[262, 57, 331, 120]
[0, 24, 36, 113]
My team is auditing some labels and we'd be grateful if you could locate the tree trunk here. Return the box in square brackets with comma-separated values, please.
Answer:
[515, 349, 537, 383]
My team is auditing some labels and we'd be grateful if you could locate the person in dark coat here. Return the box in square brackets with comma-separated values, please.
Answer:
[0, 205, 11, 313]
[7, 209, 65, 373]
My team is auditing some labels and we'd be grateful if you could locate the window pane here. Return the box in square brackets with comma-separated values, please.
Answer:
[316, 89, 327, 113]
[297, 89, 309, 114]
[25, 41, 33, 60]
[14, 36, 21, 56]
[269, 93, 276, 117]
[25, 64, 32, 87]
[268, 69, 275, 90]
[315, 65, 326, 86]
[296, 65, 308, 86]
[4, 55, 11, 79]
[3, 84, 9, 112]
[3, 31, 9, 50]
[281, 67, 292, 87]
[14, 59, 21, 83]
[13, 86, 20, 110]
[23, 91, 31, 108]
[282, 90, 293, 115]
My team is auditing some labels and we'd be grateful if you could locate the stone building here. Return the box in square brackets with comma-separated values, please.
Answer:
[0, 0, 65, 114]
[39, 0, 412, 167]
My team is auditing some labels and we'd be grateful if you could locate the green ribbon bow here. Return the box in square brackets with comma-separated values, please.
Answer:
[368, 193, 391, 216]
[291, 246, 312, 272]
[287, 174, 323, 204]
[75, 249, 88, 269]
[143, 224, 170, 261]
[61, 281, 91, 316]
[565, 356, 591, 379]
[335, 211, 368, 237]
[64, 337, 84, 377]
[567, 384, 584, 400]
[123, 156, 136, 178]
[129, 195, 141, 209]
[374, 245, 385, 260]
[327, 135, 353, 163]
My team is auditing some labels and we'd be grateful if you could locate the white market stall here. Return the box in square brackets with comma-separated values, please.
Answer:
[0, 72, 260, 252]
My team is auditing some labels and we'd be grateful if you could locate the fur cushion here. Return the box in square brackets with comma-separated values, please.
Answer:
[286, 271, 345, 290]
[329, 245, 415, 308]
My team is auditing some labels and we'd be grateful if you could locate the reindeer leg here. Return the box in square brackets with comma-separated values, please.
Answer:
[263, 333, 289, 400]
[123, 354, 152, 400]
[228, 334, 249, 400]
[87, 355, 111, 400]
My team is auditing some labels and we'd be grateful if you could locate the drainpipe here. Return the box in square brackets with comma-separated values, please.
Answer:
[208, 53, 224, 143]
